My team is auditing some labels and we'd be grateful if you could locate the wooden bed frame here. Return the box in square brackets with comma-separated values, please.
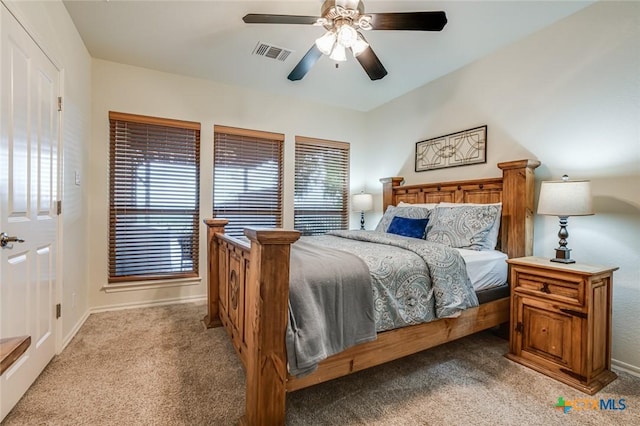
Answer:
[203, 159, 540, 425]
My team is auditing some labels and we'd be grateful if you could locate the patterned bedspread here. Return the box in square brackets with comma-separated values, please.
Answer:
[306, 230, 479, 332]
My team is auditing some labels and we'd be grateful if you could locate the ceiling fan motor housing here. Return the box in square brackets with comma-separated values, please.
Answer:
[321, 1, 365, 19]
[320, 0, 369, 31]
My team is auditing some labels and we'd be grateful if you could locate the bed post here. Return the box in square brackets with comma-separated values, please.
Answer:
[202, 218, 229, 328]
[380, 177, 404, 211]
[498, 160, 541, 258]
[241, 228, 301, 426]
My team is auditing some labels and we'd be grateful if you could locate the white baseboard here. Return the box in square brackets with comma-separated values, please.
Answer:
[612, 358, 640, 378]
[89, 294, 206, 314]
[60, 309, 90, 353]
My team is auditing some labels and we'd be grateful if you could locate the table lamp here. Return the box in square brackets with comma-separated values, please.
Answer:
[537, 175, 593, 263]
[352, 192, 373, 230]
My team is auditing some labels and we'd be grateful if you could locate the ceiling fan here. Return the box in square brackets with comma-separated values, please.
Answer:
[243, 0, 447, 81]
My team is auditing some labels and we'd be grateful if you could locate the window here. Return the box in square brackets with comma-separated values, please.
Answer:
[294, 136, 350, 235]
[213, 126, 284, 237]
[109, 112, 200, 283]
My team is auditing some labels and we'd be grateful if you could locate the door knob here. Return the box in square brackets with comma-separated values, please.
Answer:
[1, 232, 25, 248]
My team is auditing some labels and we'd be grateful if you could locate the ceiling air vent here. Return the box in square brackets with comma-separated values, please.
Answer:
[252, 42, 292, 62]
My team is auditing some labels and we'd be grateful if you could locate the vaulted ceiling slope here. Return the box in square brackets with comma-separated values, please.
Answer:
[63, 0, 595, 112]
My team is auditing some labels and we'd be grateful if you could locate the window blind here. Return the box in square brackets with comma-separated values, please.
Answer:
[109, 111, 200, 283]
[213, 126, 284, 237]
[294, 136, 350, 235]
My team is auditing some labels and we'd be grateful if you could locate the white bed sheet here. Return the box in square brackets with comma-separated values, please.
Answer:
[455, 248, 508, 291]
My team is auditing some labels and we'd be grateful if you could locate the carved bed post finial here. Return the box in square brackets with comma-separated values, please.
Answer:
[202, 218, 229, 328]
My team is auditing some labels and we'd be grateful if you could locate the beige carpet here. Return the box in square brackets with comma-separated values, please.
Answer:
[2, 302, 639, 425]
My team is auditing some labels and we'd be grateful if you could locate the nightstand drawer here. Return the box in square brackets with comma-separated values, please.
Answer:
[513, 271, 584, 306]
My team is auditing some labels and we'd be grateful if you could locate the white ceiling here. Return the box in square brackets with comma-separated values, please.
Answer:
[63, 0, 594, 112]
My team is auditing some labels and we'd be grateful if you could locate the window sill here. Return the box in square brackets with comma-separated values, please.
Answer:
[102, 276, 202, 293]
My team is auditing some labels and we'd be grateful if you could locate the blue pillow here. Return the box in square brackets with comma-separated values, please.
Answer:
[386, 216, 429, 239]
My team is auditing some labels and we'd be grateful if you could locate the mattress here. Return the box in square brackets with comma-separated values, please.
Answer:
[455, 248, 508, 291]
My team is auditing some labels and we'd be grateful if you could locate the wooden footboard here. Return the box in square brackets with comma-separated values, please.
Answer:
[203, 223, 300, 425]
[204, 159, 540, 425]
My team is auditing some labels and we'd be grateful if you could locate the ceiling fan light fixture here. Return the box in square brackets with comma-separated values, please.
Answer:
[315, 30, 337, 55]
[336, 23, 358, 48]
[329, 43, 347, 62]
[351, 33, 369, 57]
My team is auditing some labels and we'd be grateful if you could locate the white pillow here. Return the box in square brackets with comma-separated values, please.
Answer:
[398, 201, 439, 209]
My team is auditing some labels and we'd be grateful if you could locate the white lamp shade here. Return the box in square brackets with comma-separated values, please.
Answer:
[336, 24, 358, 48]
[351, 33, 369, 57]
[329, 43, 347, 62]
[537, 180, 594, 216]
[315, 31, 336, 55]
[352, 193, 373, 212]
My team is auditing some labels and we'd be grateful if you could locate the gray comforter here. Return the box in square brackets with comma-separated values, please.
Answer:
[286, 231, 479, 377]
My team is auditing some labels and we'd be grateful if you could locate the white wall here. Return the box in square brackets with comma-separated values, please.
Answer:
[2, 0, 92, 348]
[88, 60, 367, 310]
[365, 1, 640, 372]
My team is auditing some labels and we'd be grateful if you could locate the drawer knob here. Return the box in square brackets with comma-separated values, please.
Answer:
[540, 283, 551, 294]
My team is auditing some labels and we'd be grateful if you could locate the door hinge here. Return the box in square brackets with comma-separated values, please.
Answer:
[56, 303, 61, 319]
[515, 322, 524, 333]
[56, 200, 62, 215]
[560, 308, 588, 319]
[57, 96, 62, 112]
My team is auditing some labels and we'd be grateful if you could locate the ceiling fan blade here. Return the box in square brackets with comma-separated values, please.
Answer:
[354, 46, 388, 81]
[368, 11, 447, 31]
[288, 45, 324, 81]
[243, 14, 319, 25]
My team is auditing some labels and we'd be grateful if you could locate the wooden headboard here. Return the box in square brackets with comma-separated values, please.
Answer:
[380, 159, 540, 259]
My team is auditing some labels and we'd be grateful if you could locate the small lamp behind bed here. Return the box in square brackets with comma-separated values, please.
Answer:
[537, 175, 593, 263]
[352, 192, 373, 230]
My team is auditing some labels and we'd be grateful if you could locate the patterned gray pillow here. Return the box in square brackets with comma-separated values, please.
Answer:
[426, 205, 501, 250]
[375, 205, 432, 233]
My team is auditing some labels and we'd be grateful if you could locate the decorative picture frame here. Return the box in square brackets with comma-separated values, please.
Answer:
[415, 125, 487, 172]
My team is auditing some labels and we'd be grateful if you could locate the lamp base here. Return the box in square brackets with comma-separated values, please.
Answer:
[551, 247, 575, 264]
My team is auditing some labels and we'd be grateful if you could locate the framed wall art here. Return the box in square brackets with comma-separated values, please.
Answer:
[415, 125, 487, 172]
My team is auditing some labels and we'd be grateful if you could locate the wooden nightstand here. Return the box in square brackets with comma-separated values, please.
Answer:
[505, 256, 618, 394]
